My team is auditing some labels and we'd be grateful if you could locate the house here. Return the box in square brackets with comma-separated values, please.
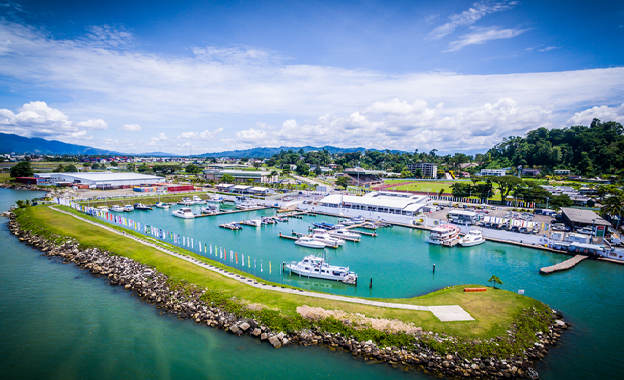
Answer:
[521, 168, 541, 176]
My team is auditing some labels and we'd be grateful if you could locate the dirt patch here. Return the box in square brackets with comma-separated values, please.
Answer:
[297, 305, 422, 334]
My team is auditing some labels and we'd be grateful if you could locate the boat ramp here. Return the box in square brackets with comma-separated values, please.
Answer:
[540, 255, 588, 274]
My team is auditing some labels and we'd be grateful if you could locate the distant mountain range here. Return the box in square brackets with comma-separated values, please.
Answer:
[0, 133, 123, 156]
[196, 146, 407, 158]
[0, 133, 406, 158]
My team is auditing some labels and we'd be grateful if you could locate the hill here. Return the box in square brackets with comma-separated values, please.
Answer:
[0, 133, 124, 156]
[197, 146, 406, 158]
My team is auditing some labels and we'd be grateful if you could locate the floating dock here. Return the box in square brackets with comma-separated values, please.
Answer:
[344, 224, 377, 237]
[540, 255, 588, 274]
[194, 206, 270, 218]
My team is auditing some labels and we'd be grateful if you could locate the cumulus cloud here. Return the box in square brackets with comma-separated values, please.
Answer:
[239, 98, 553, 153]
[117, 124, 142, 131]
[427, 1, 518, 41]
[151, 133, 168, 141]
[176, 128, 223, 140]
[567, 103, 624, 126]
[77, 119, 108, 129]
[0, 101, 105, 143]
[445, 26, 530, 52]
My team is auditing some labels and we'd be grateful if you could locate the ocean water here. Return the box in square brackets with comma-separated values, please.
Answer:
[1, 189, 623, 379]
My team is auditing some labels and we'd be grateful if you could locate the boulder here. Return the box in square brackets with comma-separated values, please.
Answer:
[239, 322, 250, 331]
[251, 328, 261, 337]
[269, 336, 282, 348]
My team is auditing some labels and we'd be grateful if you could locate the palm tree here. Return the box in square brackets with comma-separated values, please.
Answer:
[601, 192, 624, 229]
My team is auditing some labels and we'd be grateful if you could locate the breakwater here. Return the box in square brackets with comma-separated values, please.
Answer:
[5, 209, 570, 380]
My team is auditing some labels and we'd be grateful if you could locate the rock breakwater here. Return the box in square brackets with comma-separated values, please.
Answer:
[6, 211, 567, 379]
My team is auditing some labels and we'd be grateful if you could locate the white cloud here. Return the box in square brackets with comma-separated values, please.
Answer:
[151, 133, 168, 141]
[176, 128, 223, 140]
[538, 46, 558, 52]
[445, 26, 530, 52]
[427, 1, 518, 41]
[77, 119, 108, 129]
[236, 98, 553, 153]
[117, 123, 142, 131]
[0, 101, 104, 143]
[567, 103, 624, 126]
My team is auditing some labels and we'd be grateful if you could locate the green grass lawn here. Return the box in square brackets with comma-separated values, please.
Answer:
[0, 173, 11, 183]
[17, 205, 547, 342]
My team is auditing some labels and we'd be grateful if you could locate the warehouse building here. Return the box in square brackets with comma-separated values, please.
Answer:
[203, 169, 278, 183]
[34, 172, 165, 189]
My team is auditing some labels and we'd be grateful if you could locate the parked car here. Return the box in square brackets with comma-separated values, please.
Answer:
[519, 227, 529, 234]
[510, 225, 520, 233]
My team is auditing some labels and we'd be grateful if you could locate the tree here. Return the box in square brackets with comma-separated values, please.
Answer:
[64, 164, 78, 172]
[137, 163, 150, 173]
[110, 161, 118, 167]
[488, 275, 503, 289]
[413, 168, 423, 178]
[451, 183, 472, 198]
[252, 161, 262, 169]
[600, 191, 624, 228]
[438, 188, 445, 197]
[54, 164, 64, 172]
[221, 174, 236, 183]
[400, 168, 412, 178]
[270, 170, 278, 178]
[335, 176, 350, 189]
[295, 161, 310, 176]
[126, 163, 136, 172]
[10, 162, 34, 178]
[91, 163, 100, 170]
[314, 166, 322, 176]
[550, 194, 574, 210]
[491, 176, 522, 201]
[185, 164, 202, 174]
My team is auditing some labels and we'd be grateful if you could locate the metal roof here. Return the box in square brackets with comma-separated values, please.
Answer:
[232, 185, 252, 190]
[561, 207, 611, 226]
[320, 193, 429, 210]
[449, 210, 477, 216]
[48, 172, 163, 181]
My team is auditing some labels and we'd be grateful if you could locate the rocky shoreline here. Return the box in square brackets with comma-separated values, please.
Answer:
[5, 211, 568, 379]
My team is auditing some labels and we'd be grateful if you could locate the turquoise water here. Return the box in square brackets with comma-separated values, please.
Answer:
[2, 189, 624, 379]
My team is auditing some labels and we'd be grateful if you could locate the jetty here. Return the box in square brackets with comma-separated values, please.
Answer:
[344, 224, 377, 237]
[194, 206, 270, 218]
[540, 255, 588, 274]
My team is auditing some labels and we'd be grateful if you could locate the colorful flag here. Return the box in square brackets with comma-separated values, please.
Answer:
[261, 260, 263, 272]
[235, 252, 238, 264]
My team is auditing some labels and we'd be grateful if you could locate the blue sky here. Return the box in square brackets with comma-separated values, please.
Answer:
[1, 0, 623, 154]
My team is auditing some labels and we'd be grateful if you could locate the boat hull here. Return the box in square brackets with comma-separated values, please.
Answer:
[294, 241, 326, 249]
[459, 239, 485, 247]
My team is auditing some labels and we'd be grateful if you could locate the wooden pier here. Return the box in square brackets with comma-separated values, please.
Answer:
[540, 255, 588, 274]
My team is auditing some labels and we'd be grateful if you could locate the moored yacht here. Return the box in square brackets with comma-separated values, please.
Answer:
[134, 203, 152, 210]
[177, 197, 194, 206]
[200, 204, 219, 214]
[311, 229, 345, 246]
[110, 205, 124, 212]
[155, 202, 170, 209]
[428, 224, 461, 244]
[97, 205, 109, 212]
[285, 254, 358, 284]
[192, 195, 207, 204]
[328, 228, 361, 242]
[123, 205, 134, 212]
[294, 236, 327, 249]
[172, 207, 195, 219]
[459, 229, 485, 247]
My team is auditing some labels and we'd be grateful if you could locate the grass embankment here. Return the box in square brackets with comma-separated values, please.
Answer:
[0, 173, 11, 183]
[16, 205, 551, 355]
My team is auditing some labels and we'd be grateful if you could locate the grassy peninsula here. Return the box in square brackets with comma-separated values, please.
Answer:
[15, 205, 556, 358]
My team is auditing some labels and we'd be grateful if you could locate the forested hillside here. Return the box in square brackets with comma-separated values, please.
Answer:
[482, 119, 624, 175]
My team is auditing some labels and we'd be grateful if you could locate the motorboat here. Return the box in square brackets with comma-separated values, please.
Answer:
[328, 228, 361, 242]
[241, 219, 262, 227]
[206, 195, 223, 204]
[110, 205, 124, 212]
[219, 222, 242, 230]
[459, 229, 486, 247]
[155, 202, 170, 209]
[236, 201, 257, 210]
[192, 195, 207, 205]
[172, 207, 195, 219]
[285, 254, 358, 284]
[200, 204, 219, 214]
[123, 205, 134, 212]
[96, 205, 109, 212]
[177, 197, 194, 206]
[134, 203, 153, 210]
[351, 216, 366, 224]
[338, 218, 356, 226]
[311, 229, 345, 246]
[311, 222, 335, 230]
[294, 236, 327, 249]
[428, 224, 461, 244]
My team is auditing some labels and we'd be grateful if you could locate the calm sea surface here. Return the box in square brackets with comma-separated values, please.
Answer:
[1, 189, 622, 379]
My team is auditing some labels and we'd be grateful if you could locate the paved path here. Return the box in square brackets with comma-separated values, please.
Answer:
[50, 207, 474, 322]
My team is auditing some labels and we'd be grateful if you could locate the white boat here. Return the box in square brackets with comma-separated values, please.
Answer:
[241, 219, 262, 227]
[428, 224, 461, 244]
[110, 205, 124, 212]
[294, 236, 327, 249]
[459, 229, 486, 247]
[172, 207, 195, 219]
[177, 197, 194, 206]
[311, 229, 345, 246]
[200, 204, 219, 214]
[339, 218, 356, 226]
[97, 206, 109, 212]
[207, 195, 223, 204]
[134, 203, 152, 210]
[351, 216, 366, 224]
[236, 202, 257, 210]
[192, 195, 207, 204]
[123, 205, 134, 212]
[155, 202, 170, 209]
[328, 228, 361, 242]
[285, 254, 358, 284]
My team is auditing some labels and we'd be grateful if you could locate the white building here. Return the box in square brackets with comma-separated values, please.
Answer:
[35, 172, 165, 188]
[310, 191, 433, 224]
[448, 210, 478, 225]
[407, 163, 438, 178]
[480, 168, 508, 177]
